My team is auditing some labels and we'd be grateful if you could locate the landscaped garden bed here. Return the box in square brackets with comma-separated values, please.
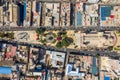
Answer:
[36, 28, 74, 48]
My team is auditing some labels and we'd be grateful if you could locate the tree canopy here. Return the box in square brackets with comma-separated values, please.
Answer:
[36, 28, 46, 34]
[56, 42, 63, 48]
[61, 37, 73, 47]
[0, 32, 14, 39]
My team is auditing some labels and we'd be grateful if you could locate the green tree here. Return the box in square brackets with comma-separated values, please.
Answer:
[52, 40, 56, 44]
[108, 46, 113, 51]
[114, 78, 119, 80]
[53, 33, 57, 38]
[10, 32, 14, 39]
[57, 31, 67, 37]
[40, 38, 46, 43]
[56, 42, 63, 48]
[36, 27, 46, 34]
[95, 54, 99, 58]
[0, 32, 4, 38]
[62, 37, 73, 47]
[7, 32, 14, 39]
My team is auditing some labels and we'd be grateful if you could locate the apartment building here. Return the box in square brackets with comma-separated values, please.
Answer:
[60, 2, 70, 27]
[44, 3, 60, 26]
[0, 6, 3, 26]
[32, 1, 41, 26]
[8, 3, 18, 26]
[23, 1, 32, 26]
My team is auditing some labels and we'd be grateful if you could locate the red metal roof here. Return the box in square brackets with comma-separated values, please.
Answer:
[6, 52, 11, 59]
[110, 15, 114, 19]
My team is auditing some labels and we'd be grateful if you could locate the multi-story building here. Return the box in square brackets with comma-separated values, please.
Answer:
[60, 2, 70, 27]
[75, 2, 84, 27]
[32, 0, 36, 12]
[100, 57, 120, 80]
[8, 3, 18, 26]
[3, 14, 9, 26]
[13, 5, 18, 23]
[0, 0, 4, 6]
[44, 3, 60, 27]
[8, 4, 12, 22]
[65, 53, 99, 80]
[23, 1, 32, 26]
[100, 5, 120, 27]
[17, 2, 24, 26]
[36, 1, 41, 26]
[0, 6, 3, 26]
[32, 1, 41, 26]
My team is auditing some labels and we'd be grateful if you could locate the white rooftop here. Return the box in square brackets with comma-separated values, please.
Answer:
[46, 50, 66, 68]
[88, 0, 99, 3]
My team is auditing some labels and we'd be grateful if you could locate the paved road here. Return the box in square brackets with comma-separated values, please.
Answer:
[0, 26, 120, 31]
[0, 39, 119, 58]
[1, 0, 120, 31]
[37, 0, 70, 2]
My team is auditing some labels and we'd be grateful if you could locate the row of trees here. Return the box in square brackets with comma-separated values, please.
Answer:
[0, 32, 14, 39]
[36, 28, 46, 35]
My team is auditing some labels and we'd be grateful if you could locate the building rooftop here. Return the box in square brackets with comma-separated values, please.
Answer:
[81, 31, 116, 49]
[66, 53, 99, 80]
[44, 3, 60, 26]
[60, 2, 70, 26]
[101, 0, 120, 3]
[45, 50, 66, 68]
[100, 6, 120, 26]
[104, 76, 110, 80]
[0, 60, 14, 66]
[100, 56, 120, 79]
[75, 3, 99, 27]
[0, 66, 12, 74]
[66, 64, 85, 77]
[87, 0, 99, 3]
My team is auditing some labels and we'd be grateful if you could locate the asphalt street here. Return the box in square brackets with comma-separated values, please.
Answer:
[0, 26, 120, 31]
[0, 39, 119, 59]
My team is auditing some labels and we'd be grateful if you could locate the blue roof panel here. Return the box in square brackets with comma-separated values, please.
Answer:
[23, 2, 27, 20]
[0, 66, 12, 74]
[104, 76, 110, 80]
[76, 11, 82, 26]
[101, 17, 106, 21]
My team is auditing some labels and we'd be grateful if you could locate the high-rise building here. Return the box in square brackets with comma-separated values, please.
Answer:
[0, 0, 4, 6]
[8, 4, 12, 22]
[0, 6, 3, 26]
[32, 1, 41, 26]
[17, 2, 24, 26]
[0, 6, 3, 22]
[17, 1, 28, 26]
[36, 1, 41, 13]
[32, 0, 36, 12]
[8, 3, 18, 26]
[23, 1, 32, 26]
[23, 2, 27, 21]
[12, 4, 18, 23]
